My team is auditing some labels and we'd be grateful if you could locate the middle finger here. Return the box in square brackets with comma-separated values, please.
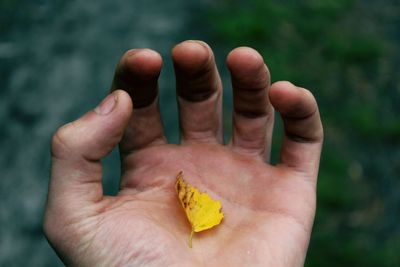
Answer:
[172, 40, 223, 144]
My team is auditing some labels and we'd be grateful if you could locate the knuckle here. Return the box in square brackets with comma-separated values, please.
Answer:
[51, 123, 75, 158]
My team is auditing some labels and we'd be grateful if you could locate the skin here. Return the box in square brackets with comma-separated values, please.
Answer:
[43, 40, 323, 267]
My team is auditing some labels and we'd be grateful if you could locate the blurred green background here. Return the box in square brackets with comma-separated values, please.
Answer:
[0, 0, 399, 266]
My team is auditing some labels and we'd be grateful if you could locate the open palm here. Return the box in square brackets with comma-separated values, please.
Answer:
[44, 41, 323, 267]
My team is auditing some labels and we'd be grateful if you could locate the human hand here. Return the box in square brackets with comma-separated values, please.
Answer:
[44, 41, 323, 267]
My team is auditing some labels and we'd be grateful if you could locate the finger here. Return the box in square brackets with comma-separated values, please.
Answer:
[227, 47, 274, 160]
[269, 81, 323, 177]
[46, 90, 132, 218]
[172, 40, 223, 144]
[112, 49, 166, 154]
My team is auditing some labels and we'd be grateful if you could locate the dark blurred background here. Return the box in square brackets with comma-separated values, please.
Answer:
[1, 0, 399, 266]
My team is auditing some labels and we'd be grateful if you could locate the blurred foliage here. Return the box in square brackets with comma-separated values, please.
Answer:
[0, 0, 63, 35]
[207, 0, 400, 266]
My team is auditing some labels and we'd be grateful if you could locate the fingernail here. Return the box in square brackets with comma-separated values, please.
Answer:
[94, 93, 117, 115]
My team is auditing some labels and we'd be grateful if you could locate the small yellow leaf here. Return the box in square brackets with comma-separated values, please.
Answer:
[175, 171, 224, 248]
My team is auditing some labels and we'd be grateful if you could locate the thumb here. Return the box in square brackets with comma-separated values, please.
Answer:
[46, 90, 132, 219]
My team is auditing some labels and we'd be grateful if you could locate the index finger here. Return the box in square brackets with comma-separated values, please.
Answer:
[111, 49, 166, 154]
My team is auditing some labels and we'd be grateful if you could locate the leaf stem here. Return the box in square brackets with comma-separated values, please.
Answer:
[189, 229, 194, 248]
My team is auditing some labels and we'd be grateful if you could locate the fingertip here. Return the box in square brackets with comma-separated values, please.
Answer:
[227, 47, 266, 74]
[270, 81, 317, 118]
[113, 49, 161, 108]
[113, 89, 133, 113]
[123, 49, 162, 78]
[269, 81, 296, 110]
[94, 90, 133, 121]
[173, 40, 220, 102]
[96, 90, 133, 145]
[270, 80, 295, 91]
[172, 40, 212, 72]
[271, 81, 323, 147]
